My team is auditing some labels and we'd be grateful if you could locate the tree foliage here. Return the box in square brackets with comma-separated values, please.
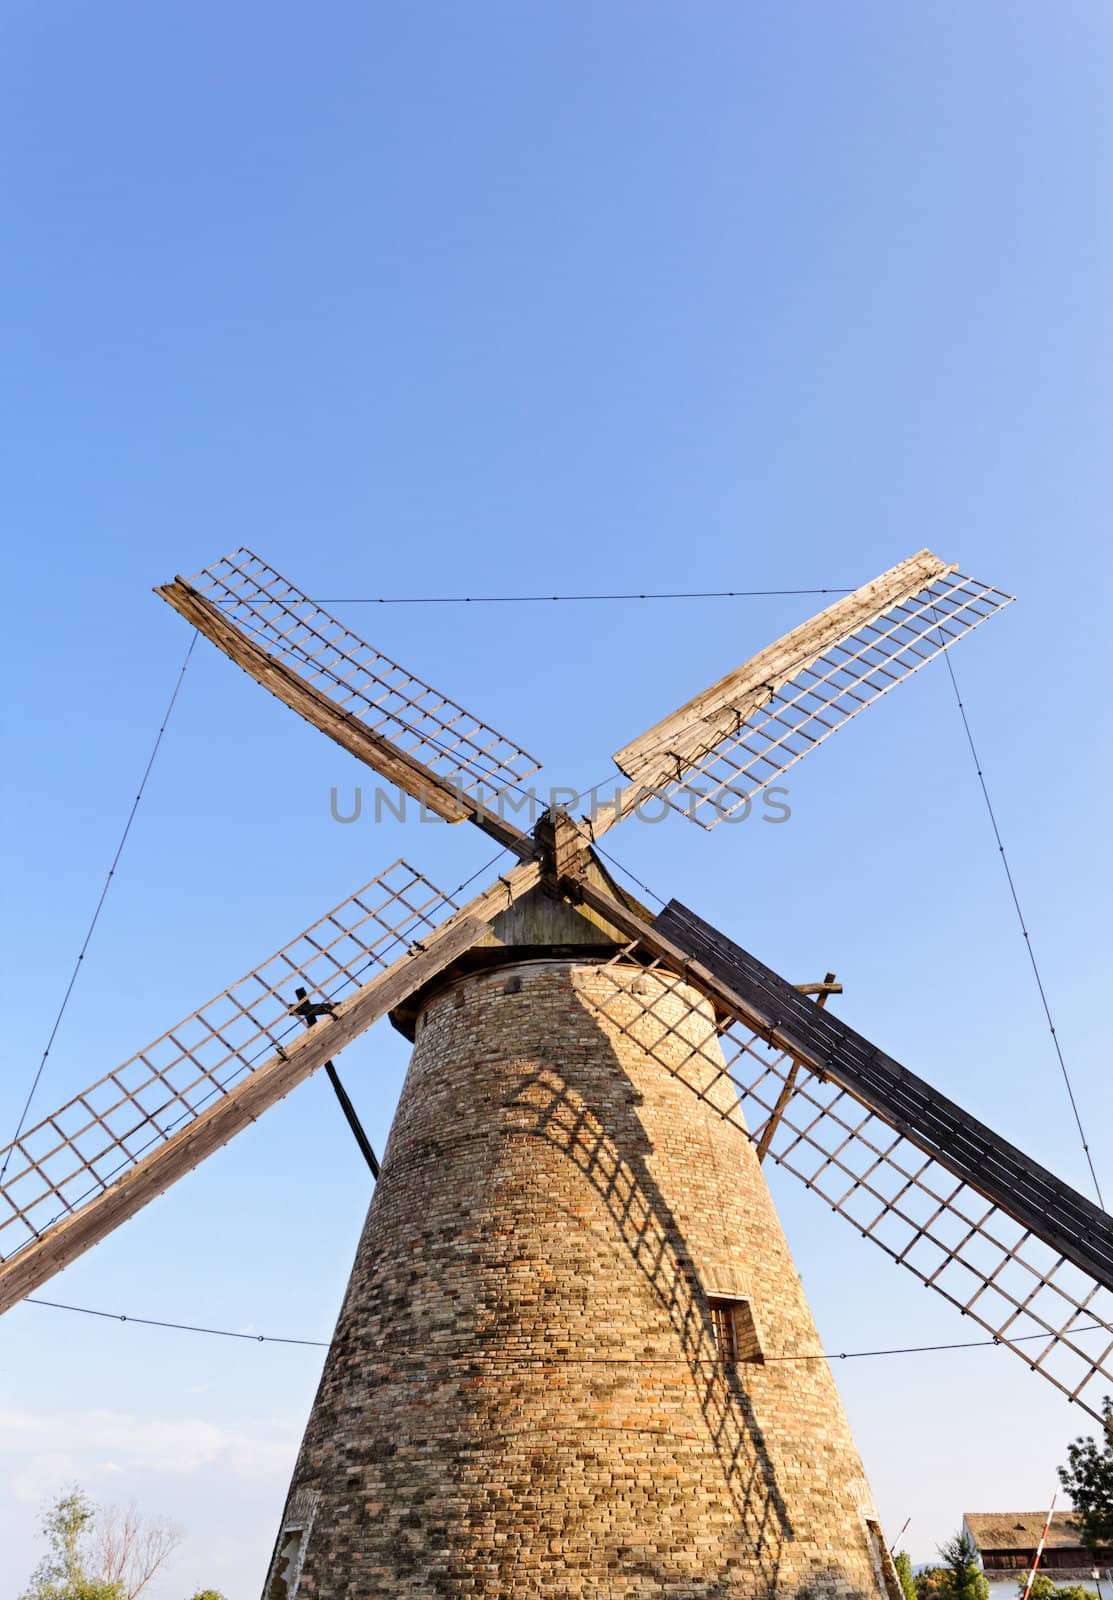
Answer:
[896, 1551, 917, 1600]
[1019, 1577, 1097, 1600]
[1059, 1396, 1113, 1552]
[915, 1567, 949, 1600]
[19, 1488, 125, 1600]
[936, 1530, 990, 1600]
[20, 1487, 180, 1600]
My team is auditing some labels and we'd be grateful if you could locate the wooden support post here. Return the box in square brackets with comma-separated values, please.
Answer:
[755, 974, 839, 1163]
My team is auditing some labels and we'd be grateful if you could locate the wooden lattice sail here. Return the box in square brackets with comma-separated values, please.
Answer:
[156, 549, 540, 854]
[0, 858, 541, 1315]
[595, 551, 1013, 833]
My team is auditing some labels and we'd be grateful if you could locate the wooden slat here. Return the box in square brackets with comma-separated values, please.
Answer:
[158, 578, 535, 861]
[613, 549, 951, 788]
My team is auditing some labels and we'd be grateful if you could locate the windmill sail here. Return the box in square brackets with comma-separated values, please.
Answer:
[656, 901, 1113, 1290]
[570, 882, 1113, 1427]
[0, 859, 541, 1315]
[157, 549, 540, 849]
[610, 551, 1013, 829]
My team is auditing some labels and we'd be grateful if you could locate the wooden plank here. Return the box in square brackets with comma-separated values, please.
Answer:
[613, 549, 951, 788]
[157, 578, 535, 862]
[0, 860, 542, 1315]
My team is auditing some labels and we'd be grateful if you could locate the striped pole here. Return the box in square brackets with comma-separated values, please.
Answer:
[1021, 1496, 1058, 1600]
[890, 1518, 912, 1556]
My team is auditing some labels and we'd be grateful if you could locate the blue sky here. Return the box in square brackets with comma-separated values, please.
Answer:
[2, 3, 1111, 1593]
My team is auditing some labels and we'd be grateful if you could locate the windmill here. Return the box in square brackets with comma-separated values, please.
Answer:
[3, 548, 1109, 1600]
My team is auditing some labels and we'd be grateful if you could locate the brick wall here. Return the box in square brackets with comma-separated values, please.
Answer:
[265, 960, 891, 1600]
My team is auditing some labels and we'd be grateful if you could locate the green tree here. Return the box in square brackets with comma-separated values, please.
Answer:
[937, 1530, 990, 1600]
[189, 1592, 228, 1599]
[915, 1567, 949, 1600]
[896, 1551, 917, 1600]
[21, 1487, 180, 1600]
[1059, 1395, 1113, 1552]
[19, 1487, 125, 1600]
[1023, 1578, 1057, 1600]
[1017, 1578, 1096, 1600]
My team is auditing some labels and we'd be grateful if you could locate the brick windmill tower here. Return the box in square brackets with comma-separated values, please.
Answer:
[270, 872, 886, 1598]
[2, 551, 1110, 1600]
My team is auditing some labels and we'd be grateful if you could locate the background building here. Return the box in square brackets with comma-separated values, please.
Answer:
[964, 1513, 1113, 1586]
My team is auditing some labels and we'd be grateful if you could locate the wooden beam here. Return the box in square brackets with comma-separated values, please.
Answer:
[157, 578, 535, 862]
[0, 860, 542, 1316]
[533, 808, 591, 889]
[794, 979, 843, 999]
[612, 549, 952, 790]
[575, 779, 646, 844]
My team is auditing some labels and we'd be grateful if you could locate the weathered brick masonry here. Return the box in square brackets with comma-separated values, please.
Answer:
[265, 959, 894, 1600]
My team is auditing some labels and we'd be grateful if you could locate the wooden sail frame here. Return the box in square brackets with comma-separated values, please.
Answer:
[607, 552, 1014, 830]
[0, 859, 541, 1314]
[157, 549, 538, 858]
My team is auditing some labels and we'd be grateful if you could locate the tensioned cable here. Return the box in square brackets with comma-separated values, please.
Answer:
[942, 651, 1105, 1211]
[591, 844, 667, 909]
[24, 1295, 1105, 1366]
[0, 634, 198, 1186]
[27, 1296, 328, 1347]
[318, 587, 854, 605]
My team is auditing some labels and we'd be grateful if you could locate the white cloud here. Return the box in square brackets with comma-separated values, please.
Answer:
[0, 1405, 295, 1503]
[9, 1450, 84, 1510]
[1, 1406, 298, 1597]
